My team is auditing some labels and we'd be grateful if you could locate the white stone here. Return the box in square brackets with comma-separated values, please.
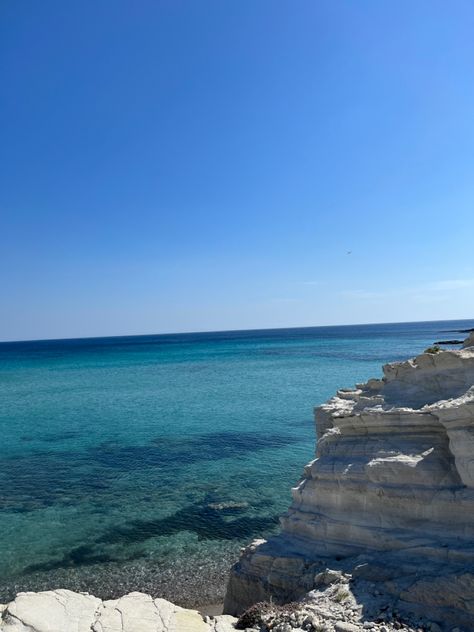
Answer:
[0, 590, 237, 632]
[1, 589, 101, 632]
[334, 623, 360, 632]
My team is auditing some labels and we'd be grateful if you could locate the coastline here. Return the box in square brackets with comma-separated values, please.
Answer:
[2, 332, 474, 630]
[2, 324, 474, 631]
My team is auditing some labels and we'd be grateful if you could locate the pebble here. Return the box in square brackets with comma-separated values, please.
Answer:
[334, 623, 360, 632]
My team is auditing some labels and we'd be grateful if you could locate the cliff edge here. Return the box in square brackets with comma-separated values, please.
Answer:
[224, 334, 474, 630]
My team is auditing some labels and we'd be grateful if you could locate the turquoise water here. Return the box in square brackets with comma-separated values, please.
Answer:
[0, 320, 472, 605]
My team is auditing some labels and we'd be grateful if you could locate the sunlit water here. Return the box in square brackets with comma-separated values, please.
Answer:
[1, 320, 472, 605]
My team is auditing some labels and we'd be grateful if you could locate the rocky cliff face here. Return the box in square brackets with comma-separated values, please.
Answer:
[224, 337, 474, 629]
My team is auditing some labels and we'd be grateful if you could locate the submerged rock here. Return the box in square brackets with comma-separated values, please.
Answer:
[224, 335, 474, 630]
[207, 501, 250, 511]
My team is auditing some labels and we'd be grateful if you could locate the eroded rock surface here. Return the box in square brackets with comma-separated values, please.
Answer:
[224, 338, 474, 631]
[0, 590, 237, 632]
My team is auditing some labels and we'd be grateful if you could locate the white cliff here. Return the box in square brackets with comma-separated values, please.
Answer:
[224, 336, 474, 630]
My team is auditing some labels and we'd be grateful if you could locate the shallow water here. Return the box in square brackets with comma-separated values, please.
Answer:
[0, 320, 472, 605]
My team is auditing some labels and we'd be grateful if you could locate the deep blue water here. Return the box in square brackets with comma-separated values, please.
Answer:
[0, 319, 472, 603]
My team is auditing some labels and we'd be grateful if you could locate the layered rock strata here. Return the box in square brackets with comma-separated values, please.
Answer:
[224, 336, 474, 630]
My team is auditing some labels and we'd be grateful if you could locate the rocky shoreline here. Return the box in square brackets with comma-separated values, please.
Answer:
[0, 584, 464, 631]
[2, 333, 474, 631]
[225, 332, 474, 630]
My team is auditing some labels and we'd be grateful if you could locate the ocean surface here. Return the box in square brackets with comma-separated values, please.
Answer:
[1, 319, 473, 606]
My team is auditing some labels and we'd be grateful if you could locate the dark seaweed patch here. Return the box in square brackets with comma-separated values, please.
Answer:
[90, 431, 300, 471]
[0, 452, 114, 511]
[162, 430, 300, 460]
[97, 502, 280, 545]
[0, 431, 299, 512]
[41, 430, 84, 443]
[23, 545, 143, 574]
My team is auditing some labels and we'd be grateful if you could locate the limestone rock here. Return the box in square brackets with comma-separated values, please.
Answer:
[1, 590, 101, 632]
[224, 335, 474, 630]
[92, 593, 202, 632]
[0, 589, 238, 632]
[334, 623, 360, 632]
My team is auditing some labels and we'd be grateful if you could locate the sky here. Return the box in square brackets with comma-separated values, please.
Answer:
[1, 1, 474, 341]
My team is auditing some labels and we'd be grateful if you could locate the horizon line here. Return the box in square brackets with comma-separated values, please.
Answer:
[1, 316, 473, 345]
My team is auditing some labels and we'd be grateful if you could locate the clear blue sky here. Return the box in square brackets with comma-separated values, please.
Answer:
[1, 1, 474, 341]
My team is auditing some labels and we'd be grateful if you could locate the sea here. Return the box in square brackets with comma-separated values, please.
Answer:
[0, 319, 473, 606]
